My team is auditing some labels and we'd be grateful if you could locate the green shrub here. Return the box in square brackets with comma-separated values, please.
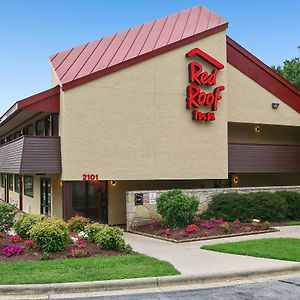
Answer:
[0, 204, 16, 233]
[276, 191, 300, 220]
[249, 192, 288, 222]
[84, 223, 107, 242]
[156, 189, 199, 228]
[202, 192, 288, 222]
[29, 217, 69, 252]
[67, 215, 91, 233]
[14, 214, 45, 239]
[95, 226, 126, 250]
[202, 193, 253, 222]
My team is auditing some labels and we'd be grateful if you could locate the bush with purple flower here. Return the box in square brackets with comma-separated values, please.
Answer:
[1, 244, 24, 257]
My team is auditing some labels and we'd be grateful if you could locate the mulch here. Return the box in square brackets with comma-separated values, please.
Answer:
[0, 237, 127, 262]
[132, 221, 276, 242]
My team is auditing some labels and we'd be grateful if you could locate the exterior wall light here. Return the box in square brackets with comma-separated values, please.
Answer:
[272, 102, 280, 109]
[233, 176, 238, 184]
[254, 125, 261, 133]
[111, 180, 116, 186]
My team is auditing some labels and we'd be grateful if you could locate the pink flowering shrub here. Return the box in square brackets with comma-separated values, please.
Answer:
[203, 231, 209, 237]
[69, 231, 77, 237]
[148, 221, 159, 230]
[23, 239, 36, 249]
[186, 224, 198, 233]
[73, 239, 85, 248]
[1, 244, 24, 257]
[233, 219, 241, 225]
[8, 235, 22, 243]
[201, 221, 215, 229]
[161, 229, 171, 236]
[0, 232, 5, 238]
[180, 231, 189, 237]
[69, 248, 88, 258]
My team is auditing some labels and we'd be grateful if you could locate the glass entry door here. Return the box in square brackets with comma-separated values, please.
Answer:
[40, 178, 51, 215]
[71, 181, 108, 223]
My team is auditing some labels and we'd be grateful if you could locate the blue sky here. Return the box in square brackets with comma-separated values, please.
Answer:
[0, 0, 299, 114]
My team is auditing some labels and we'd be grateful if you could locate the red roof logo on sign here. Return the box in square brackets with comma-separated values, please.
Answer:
[186, 48, 225, 122]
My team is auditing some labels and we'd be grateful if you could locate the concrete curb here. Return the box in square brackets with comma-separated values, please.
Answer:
[1, 265, 300, 296]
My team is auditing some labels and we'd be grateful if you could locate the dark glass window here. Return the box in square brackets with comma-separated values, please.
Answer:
[1, 174, 4, 188]
[23, 124, 33, 136]
[45, 116, 51, 136]
[51, 113, 59, 136]
[14, 175, 20, 193]
[0, 139, 5, 145]
[6, 135, 13, 142]
[14, 130, 22, 139]
[9, 174, 13, 191]
[36, 119, 45, 136]
[24, 176, 33, 197]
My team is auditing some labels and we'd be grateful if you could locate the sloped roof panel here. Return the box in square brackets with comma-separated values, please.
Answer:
[50, 6, 227, 88]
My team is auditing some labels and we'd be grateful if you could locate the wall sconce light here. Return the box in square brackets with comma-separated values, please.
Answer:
[272, 102, 280, 109]
[233, 176, 238, 184]
[111, 180, 116, 186]
[254, 125, 261, 133]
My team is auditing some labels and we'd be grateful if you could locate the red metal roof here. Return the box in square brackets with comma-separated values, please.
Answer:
[227, 37, 300, 113]
[0, 86, 60, 126]
[50, 6, 228, 90]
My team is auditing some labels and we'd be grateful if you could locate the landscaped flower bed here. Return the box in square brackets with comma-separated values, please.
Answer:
[130, 219, 277, 242]
[0, 206, 132, 262]
[0, 231, 130, 262]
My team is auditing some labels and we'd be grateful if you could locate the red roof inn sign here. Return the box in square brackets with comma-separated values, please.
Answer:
[186, 48, 225, 121]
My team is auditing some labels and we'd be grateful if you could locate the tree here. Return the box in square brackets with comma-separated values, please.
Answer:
[271, 48, 300, 89]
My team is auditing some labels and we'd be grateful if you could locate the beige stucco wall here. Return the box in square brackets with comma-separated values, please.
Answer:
[51, 67, 60, 87]
[60, 31, 228, 181]
[227, 64, 300, 126]
[108, 179, 216, 224]
[228, 123, 300, 145]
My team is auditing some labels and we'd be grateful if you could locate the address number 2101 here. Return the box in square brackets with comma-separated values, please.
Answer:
[82, 174, 99, 181]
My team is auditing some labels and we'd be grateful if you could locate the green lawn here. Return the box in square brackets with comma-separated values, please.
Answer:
[0, 254, 179, 285]
[288, 221, 300, 226]
[201, 238, 300, 262]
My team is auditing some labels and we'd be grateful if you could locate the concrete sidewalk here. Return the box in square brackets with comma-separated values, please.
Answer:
[1, 226, 300, 297]
[124, 226, 300, 276]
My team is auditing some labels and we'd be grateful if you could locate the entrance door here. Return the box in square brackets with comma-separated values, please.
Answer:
[40, 178, 51, 215]
[71, 181, 108, 223]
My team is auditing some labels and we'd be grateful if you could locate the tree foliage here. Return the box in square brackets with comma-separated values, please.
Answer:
[272, 54, 300, 89]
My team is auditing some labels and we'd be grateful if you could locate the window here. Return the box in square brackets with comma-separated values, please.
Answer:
[1, 139, 5, 145]
[52, 113, 59, 136]
[6, 135, 13, 142]
[24, 176, 33, 197]
[9, 174, 13, 191]
[36, 119, 45, 136]
[45, 116, 51, 136]
[14, 175, 20, 193]
[14, 130, 22, 139]
[1, 174, 4, 188]
[23, 124, 33, 136]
